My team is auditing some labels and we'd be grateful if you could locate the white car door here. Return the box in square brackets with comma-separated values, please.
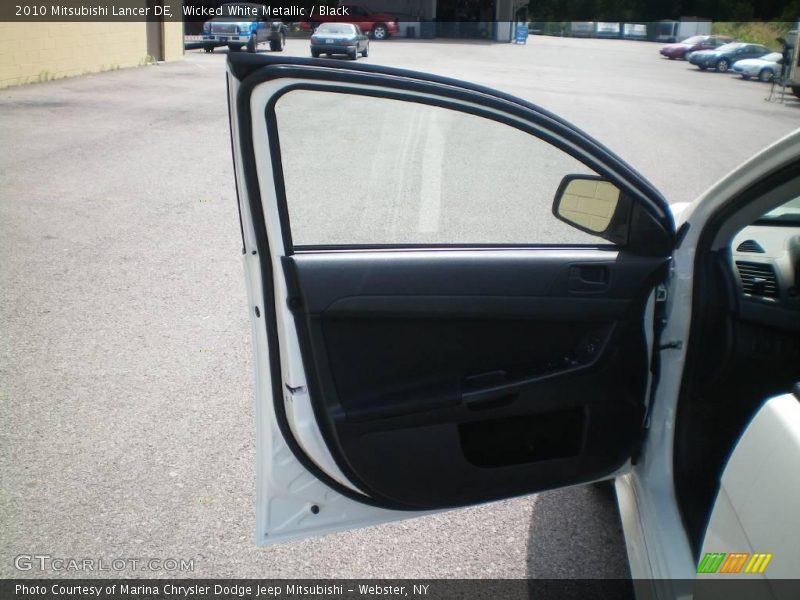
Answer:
[227, 52, 680, 545]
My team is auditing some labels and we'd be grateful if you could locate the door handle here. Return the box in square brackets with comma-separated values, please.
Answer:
[568, 264, 609, 293]
[462, 371, 516, 409]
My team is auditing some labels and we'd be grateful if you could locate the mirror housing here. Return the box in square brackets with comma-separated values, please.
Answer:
[552, 174, 632, 246]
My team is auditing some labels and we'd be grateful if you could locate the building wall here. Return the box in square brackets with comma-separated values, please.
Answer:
[494, 0, 514, 41]
[0, 21, 183, 89]
[162, 21, 184, 60]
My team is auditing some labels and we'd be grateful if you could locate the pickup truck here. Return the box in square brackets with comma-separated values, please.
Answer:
[300, 4, 400, 40]
[202, 2, 288, 53]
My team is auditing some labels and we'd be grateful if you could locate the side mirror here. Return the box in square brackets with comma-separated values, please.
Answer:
[552, 175, 631, 244]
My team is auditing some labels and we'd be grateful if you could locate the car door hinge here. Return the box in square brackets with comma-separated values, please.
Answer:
[634, 278, 674, 465]
[285, 383, 306, 394]
[657, 340, 683, 350]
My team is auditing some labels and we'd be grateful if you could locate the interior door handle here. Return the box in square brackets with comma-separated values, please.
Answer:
[462, 384, 518, 408]
[568, 265, 609, 293]
[462, 371, 516, 409]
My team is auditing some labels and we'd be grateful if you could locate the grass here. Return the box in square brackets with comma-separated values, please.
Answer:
[711, 22, 793, 49]
[527, 21, 796, 49]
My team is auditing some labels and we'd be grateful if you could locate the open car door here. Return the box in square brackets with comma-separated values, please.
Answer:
[226, 54, 676, 545]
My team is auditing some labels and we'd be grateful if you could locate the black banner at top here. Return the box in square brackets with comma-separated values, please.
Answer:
[2, 0, 799, 23]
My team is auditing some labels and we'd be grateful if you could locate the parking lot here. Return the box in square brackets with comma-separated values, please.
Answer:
[2, 34, 800, 579]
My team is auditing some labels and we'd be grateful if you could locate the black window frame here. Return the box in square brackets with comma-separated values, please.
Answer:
[231, 59, 675, 257]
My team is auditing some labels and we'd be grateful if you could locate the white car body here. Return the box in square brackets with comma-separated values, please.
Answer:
[617, 129, 800, 588]
[227, 53, 800, 595]
[698, 392, 800, 579]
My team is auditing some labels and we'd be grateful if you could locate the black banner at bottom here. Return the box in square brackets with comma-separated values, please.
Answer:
[3, 579, 800, 600]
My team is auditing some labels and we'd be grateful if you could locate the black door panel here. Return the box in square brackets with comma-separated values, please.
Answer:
[322, 316, 615, 421]
[284, 249, 665, 308]
[342, 399, 640, 507]
[283, 249, 668, 508]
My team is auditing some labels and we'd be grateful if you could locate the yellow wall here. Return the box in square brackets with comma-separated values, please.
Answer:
[0, 21, 184, 89]
[163, 20, 184, 61]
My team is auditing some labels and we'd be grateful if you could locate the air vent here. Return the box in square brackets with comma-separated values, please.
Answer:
[736, 261, 779, 298]
[736, 239, 765, 253]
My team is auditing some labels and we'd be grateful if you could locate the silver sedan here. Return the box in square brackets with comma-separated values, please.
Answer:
[732, 52, 783, 82]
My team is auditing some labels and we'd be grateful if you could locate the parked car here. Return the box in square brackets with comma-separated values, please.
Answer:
[689, 42, 772, 72]
[225, 53, 800, 587]
[659, 34, 733, 60]
[300, 4, 399, 40]
[310, 23, 369, 59]
[732, 52, 783, 82]
[202, 2, 287, 53]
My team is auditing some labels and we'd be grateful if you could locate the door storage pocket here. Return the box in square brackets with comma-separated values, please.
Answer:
[459, 408, 584, 468]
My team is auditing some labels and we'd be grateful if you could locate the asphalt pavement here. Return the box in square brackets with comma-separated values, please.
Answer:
[2, 34, 800, 579]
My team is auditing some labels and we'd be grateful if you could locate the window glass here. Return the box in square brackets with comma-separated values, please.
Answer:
[274, 90, 607, 247]
[757, 197, 800, 225]
[317, 24, 356, 35]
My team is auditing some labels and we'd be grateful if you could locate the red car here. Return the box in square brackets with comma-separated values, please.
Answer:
[300, 4, 399, 40]
[659, 35, 733, 60]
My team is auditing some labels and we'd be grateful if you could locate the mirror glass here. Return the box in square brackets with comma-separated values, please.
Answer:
[555, 177, 620, 233]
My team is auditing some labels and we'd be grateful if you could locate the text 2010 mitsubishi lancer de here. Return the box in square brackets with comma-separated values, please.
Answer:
[224, 53, 799, 597]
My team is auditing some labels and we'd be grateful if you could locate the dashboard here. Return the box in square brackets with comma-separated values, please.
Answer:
[731, 223, 800, 331]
